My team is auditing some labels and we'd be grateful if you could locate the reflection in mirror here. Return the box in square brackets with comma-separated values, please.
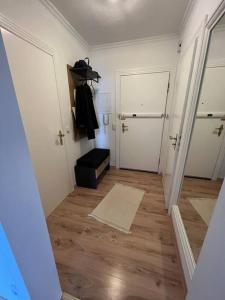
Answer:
[179, 14, 225, 262]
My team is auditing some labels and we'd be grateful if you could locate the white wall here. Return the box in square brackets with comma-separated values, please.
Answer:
[0, 32, 61, 300]
[90, 37, 179, 164]
[0, 0, 93, 187]
[180, 0, 223, 51]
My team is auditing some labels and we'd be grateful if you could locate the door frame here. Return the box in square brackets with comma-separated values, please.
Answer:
[115, 66, 175, 171]
[169, 0, 225, 288]
[0, 12, 74, 190]
[168, 15, 209, 212]
[163, 37, 199, 208]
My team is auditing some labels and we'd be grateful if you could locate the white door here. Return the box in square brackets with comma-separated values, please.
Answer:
[162, 39, 198, 205]
[185, 66, 225, 178]
[185, 119, 225, 178]
[2, 29, 71, 216]
[119, 72, 170, 172]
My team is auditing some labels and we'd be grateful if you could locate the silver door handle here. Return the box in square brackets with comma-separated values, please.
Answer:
[122, 123, 128, 133]
[214, 124, 224, 137]
[58, 130, 65, 145]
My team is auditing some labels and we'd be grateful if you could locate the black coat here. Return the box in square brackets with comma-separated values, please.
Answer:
[75, 83, 99, 140]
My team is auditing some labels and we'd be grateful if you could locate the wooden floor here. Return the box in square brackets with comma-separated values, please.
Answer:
[47, 168, 186, 300]
[179, 177, 222, 261]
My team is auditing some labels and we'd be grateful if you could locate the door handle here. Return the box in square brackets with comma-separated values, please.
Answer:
[122, 123, 128, 133]
[58, 130, 65, 145]
[214, 124, 224, 137]
[169, 134, 178, 150]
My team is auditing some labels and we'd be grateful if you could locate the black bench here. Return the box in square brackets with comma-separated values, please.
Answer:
[75, 148, 110, 189]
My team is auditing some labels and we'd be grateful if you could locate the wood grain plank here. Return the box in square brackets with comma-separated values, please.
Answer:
[179, 176, 222, 261]
[48, 168, 185, 299]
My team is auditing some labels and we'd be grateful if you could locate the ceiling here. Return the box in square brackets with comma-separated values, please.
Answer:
[49, 0, 190, 46]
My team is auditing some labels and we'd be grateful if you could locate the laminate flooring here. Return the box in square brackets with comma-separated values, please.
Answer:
[47, 168, 186, 300]
[179, 177, 222, 261]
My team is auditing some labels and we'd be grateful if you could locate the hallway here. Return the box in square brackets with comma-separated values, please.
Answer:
[47, 169, 185, 299]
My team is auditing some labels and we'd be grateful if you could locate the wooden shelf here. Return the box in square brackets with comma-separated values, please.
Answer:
[67, 64, 86, 141]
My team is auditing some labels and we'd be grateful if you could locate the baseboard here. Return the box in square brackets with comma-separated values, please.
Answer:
[170, 217, 187, 294]
[62, 292, 80, 300]
[171, 205, 196, 288]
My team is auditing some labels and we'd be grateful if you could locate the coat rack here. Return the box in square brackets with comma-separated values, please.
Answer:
[67, 58, 101, 141]
[70, 57, 101, 83]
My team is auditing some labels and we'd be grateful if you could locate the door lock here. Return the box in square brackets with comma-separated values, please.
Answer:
[214, 124, 224, 137]
[58, 130, 65, 145]
[169, 134, 178, 150]
[122, 123, 128, 133]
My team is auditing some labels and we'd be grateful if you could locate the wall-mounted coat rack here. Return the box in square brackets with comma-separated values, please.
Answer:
[70, 57, 101, 83]
[67, 58, 101, 141]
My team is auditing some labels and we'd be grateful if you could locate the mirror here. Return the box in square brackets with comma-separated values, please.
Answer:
[179, 14, 225, 262]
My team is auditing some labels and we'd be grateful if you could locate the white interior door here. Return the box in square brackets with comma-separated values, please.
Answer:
[185, 66, 225, 178]
[162, 39, 198, 205]
[2, 29, 71, 216]
[119, 72, 169, 172]
[185, 119, 225, 178]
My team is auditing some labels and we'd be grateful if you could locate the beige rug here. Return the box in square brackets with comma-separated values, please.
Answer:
[88, 183, 145, 233]
[188, 197, 216, 225]
[62, 292, 80, 300]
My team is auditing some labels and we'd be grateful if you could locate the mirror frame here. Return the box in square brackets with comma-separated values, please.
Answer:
[168, 0, 225, 288]
[169, 2, 225, 212]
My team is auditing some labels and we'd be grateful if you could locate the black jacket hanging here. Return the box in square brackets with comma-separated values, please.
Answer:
[75, 83, 99, 140]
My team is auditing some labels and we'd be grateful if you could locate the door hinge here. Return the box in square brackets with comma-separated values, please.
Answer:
[177, 40, 182, 53]
[167, 82, 170, 94]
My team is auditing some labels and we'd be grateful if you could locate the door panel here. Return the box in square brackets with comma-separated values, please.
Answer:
[162, 39, 198, 205]
[185, 66, 225, 179]
[120, 118, 164, 172]
[185, 119, 225, 178]
[119, 72, 169, 172]
[2, 29, 71, 216]
[198, 66, 225, 112]
[121, 72, 169, 113]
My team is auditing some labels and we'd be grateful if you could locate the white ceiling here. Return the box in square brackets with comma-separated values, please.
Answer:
[49, 0, 190, 46]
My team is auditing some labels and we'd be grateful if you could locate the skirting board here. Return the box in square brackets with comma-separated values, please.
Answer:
[171, 205, 196, 288]
[62, 292, 80, 300]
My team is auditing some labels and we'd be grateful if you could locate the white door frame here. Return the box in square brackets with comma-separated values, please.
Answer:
[168, 15, 209, 212]
[169, 0, 225, 288]
[0, 12, 73, 189]
[115, 66, 175, 171]
[163, 37, 199, 208]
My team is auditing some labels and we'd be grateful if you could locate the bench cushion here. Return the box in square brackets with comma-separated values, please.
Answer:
[77, 148, 110, 168]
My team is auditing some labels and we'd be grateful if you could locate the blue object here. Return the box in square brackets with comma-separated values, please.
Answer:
[0, 224, 31, 300]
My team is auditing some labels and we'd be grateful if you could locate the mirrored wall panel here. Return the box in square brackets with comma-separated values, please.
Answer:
[179, 14, 225, 262]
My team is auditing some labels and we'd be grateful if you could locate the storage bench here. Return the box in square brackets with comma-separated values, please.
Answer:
[75, 148, 110, 189]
